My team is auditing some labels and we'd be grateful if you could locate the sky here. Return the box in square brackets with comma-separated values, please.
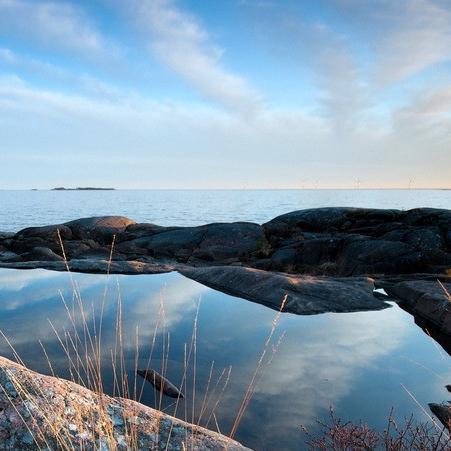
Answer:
[0, 0, 450, 189]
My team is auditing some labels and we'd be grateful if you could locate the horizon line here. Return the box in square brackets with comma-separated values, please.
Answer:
[1, 187, 450, 191]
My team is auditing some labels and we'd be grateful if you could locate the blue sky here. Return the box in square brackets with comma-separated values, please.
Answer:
[0, 0, 450, 189]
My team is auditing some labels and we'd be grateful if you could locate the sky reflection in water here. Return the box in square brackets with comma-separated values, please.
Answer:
[0, 268, 449, 450]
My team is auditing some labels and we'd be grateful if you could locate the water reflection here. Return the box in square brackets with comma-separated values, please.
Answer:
[0, 268, 449, 451]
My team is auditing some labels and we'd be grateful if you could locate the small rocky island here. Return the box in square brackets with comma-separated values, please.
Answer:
[51, 187, 116, 191]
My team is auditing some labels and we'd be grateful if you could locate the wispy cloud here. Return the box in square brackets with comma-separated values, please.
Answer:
[126, 0, 263, 115]
[0, 0, 117, 61]
[336, 0, 451, 85]
[377, 0, 451, 84]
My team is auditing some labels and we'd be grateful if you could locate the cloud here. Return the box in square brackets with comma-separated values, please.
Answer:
[1, 73, 451, 189]
[390, 84, 451, 148]
[0, 0, 117, 62]
[335, 0, 451, 85]
[125, 0, 263, 115]
[205, 307, 414, 449]
[378, 0, 451, 84]
[306, 25, 369, 134]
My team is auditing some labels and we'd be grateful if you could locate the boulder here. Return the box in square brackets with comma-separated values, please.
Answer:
[8, 237, 62, 254]
[264, 207, 404, 235]
[264, 207, 360, 234]
[130, 227, 205, 261]
[15, 224, 72, 241]
[191, 222, 269, 262]
[64, 216, 135, 243]
[0, 356, 251, 450]
[125, 222, 269, 263]
[178, 265, 388, 315]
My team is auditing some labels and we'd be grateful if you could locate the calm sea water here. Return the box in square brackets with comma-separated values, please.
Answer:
[0, 190, 450, 449]
[0, 189, 450, 231]
[0, 268, 449, 450]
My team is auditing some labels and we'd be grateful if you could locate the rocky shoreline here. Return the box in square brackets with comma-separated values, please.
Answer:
[0, 207, 450, 332]
[0, 207, 450, 448]
[0, 356, 250, 450]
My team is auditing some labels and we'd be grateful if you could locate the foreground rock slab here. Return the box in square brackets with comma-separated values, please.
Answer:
[179, 266, 389, 314]
[0, 356, 250, 450]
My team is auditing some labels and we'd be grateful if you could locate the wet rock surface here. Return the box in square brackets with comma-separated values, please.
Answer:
[378, 280, 451, 338]
[179, 265, 388, 314]
[0, 356, 250, 450]
[0, 208, 450, 327]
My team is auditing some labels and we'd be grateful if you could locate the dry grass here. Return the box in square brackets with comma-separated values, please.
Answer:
[0, 233, 449, 449]
[0, 231, 288, 449]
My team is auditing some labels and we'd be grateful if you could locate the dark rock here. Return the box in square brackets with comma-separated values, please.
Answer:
[137, 369, 183, 399]
[131, 227, 205, 261]
[338, 238, 424, 275]
[0, 251, 19, 262]
[0, 232, 15, 240]
[429, 403, 451, 430]
[446, 229, 451, 248]
[119, 223, 180, 241]
[271, 237, 343, 273]
[15, 224, 72, 241]
[127, 222, 268, 263]
[270, 247, 298, 270]
[381, 280, 451, 335]
[21, 246, 64, 262]
[60, 239, 99, 258]
[64, 216, 135, 243]
[8, 237, 58, 254]
[192, 222, 269, 262]
[178, 265, 389, 315]
[115, 239, 150, 256]
[264, 207, 360, 233]
[404, 208, 451, 227]
[265, 207, 405, 235]
[2, 208, 450, 292]
[0, 259, 174, 274]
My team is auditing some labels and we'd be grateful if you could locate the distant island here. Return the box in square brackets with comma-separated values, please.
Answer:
[51, 187, 115, 191]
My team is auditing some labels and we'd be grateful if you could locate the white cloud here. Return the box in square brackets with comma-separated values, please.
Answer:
[126, 0, 263, 115]
[1, 73, 450, 189]
[0, 0, 117, 61]
[335, 0, 451, 85]
[377, 0, 451, 84]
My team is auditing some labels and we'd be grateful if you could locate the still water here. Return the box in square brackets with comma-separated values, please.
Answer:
[0, 268, 449, 450]
[0, 189, 450, 231]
